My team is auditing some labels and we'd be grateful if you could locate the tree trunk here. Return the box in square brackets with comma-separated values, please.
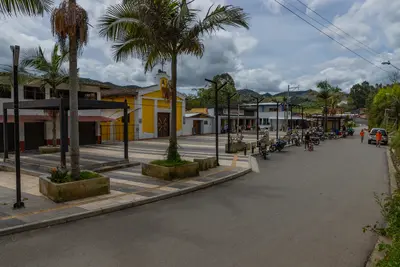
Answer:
[52, 110, 57, 146]
[69, 30, 80, 178]
[167, 53, 179, 161]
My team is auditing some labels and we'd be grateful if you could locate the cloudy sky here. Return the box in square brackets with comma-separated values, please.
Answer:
[0, 0, 399, 94]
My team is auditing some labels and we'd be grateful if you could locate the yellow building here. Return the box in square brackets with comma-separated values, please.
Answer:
[101, 71, 186, 141]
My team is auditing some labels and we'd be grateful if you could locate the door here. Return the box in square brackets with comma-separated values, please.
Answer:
[0, 123, 15, 152]
[79, 122, 96, 145]
[193, 120, 201, 135]
[24, 122, 45, 150]
[157, 113, 170, 138]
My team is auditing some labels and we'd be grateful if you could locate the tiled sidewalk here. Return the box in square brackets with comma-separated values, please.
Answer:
[0, 165, 251, 235]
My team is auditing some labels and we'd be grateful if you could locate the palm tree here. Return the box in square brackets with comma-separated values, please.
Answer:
[316, 80, 332, 132]
[98, 0, 250, 162]
[51, 0, 89, 179]
[0, 0, 52, 16]
[21, 44, 69, 147]
[329, 86, 343, 115]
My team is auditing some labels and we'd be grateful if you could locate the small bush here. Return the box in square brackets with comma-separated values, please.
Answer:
[364, 191, 400, 267]
[50, 167, 69, 183]
[151, 159, 190, 167]
[49, 168, 100, 183]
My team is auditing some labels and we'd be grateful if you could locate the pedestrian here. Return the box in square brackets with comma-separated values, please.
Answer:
[360, 129, 365, 143]
[376, 130, 382, 147]
[304, 131, 311, 151]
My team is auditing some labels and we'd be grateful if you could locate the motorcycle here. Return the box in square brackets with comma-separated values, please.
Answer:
[291, 133, 301, 146]
[269, 139, 287, 152]
[347, 128, 354, 136]
[257, 130, 270, 160]
[308, 140, 314, 151]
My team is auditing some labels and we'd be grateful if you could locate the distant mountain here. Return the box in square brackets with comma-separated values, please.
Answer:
[273, 89, 316, 97]
[237, 89, 263, 103]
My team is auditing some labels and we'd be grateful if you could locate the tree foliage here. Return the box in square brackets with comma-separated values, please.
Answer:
[0, 0, 52, 16]
[369, 84, 400, 131]
[349, 81, 376, 109]
[196, 73, 238, 106]
[98, 0, 249, 161]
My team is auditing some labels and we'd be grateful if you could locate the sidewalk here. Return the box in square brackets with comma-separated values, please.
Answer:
[0, 164, 251, 236]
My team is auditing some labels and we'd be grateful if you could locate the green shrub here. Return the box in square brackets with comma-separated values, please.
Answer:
[49, 168, 100, 183]
[50, 167, 69, 183]
[364, 191, 400, 267]
[151, 159, 190, 167]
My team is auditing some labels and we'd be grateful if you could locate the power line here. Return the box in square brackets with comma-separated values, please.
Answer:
[285, 1, 378, 57]
[295, 0, 381, 56]
[274, 0, 388, 72]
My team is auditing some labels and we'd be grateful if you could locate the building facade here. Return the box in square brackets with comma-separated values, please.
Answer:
[101, 71, 186, 141]
[0, 74, 109, 152]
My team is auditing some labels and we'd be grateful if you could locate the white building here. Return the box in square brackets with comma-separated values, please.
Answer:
[243, 102, 304, 131]
[183, 112, 214, 135]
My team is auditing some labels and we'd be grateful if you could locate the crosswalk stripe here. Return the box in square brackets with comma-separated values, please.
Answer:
[110, 178, 159, 188]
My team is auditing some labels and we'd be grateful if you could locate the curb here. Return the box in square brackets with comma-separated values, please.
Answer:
[365, 148, 398, 267]
[0, 168, 252, 237]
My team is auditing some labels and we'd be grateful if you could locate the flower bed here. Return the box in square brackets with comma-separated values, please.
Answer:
[142, 160, 199, 181]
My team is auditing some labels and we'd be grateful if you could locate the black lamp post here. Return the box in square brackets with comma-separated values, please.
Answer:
[251, 96, 264, 143]
[227, 92, 237, 153]
[10, 45, 24, 209]
[205, 78, 227, 166]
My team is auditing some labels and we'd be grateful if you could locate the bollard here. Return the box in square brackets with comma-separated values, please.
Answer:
[251, 143, 255, 154]
[244, 146, 247, 156]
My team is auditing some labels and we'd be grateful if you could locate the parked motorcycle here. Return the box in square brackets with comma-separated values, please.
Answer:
[291, 133, 301, 146]
[269, 139, 287, 152]
[347, 127, 354, 136]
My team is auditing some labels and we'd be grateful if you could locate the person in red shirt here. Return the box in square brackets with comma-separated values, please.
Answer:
[376, 130, 382, 147]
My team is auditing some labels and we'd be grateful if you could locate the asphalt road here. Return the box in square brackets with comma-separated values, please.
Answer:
[0, 133, 388, 267]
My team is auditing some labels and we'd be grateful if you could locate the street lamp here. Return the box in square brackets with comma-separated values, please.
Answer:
[205, 78, 227, 166]
[382, 61, 400, 71]
[10, 45, 24, 209]
[251, 96, 264, 143]
[227, 92, 237, 153]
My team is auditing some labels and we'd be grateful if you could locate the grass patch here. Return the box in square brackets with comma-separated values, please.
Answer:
[50, 167, 101, 184]
[151, 159, 191, 167]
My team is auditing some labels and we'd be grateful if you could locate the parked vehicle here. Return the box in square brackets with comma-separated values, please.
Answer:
[368, 128, 388, 145]
[269, 139, 287, 152]
[347, 127, 354, 136]
[308, 140, 314, 151]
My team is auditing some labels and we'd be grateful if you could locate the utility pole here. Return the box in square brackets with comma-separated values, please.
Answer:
[286, 85, 299, 132]
[237, 104, 240, 133]
[227, 92, 237, 153]
[11, 45, 24, 209]
[252, 96, 264, 142]
[205, 78, 227, 166]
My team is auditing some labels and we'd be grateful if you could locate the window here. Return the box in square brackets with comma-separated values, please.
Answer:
[204, 120, 208, 125]
[78, 91, 97, 100]
[24, 86, 45, 100]
[0, 84, 11, 98]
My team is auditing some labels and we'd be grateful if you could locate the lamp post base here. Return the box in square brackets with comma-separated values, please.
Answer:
[13, 201, 25, 209]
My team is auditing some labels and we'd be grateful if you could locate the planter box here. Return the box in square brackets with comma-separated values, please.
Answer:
[142, 162, 199, 181]
[39, 175, 110, 203]
[39, 146, 61, 154]
[194, 157, 217, 171]
[225, 142, 247, 153]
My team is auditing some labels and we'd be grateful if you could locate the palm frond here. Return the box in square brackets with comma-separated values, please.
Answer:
[0, 0, 53, 16]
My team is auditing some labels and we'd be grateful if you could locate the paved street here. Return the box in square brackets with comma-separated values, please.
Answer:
[0, 134, 388, 267]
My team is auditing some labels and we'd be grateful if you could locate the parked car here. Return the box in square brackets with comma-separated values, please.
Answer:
[368, 128, 388, 145]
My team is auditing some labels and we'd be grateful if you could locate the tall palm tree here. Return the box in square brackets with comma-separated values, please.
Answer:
[98, 0, 250, 162]
[316, 80, 332, 132]
[0, 0, 52, 16]
[21, 44, 69, 147]
[51, 0, 89, 179]
[329, 86, 343, 115]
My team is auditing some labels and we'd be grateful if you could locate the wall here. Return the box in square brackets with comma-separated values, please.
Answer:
[183, 117, 213, 135]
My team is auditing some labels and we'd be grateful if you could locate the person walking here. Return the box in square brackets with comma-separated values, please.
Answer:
[304, 131, 311, 151]
[360, 129, 365, 143]
[376, 130, 382, 147]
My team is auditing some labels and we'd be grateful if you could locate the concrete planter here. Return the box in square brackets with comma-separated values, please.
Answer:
[225, 142, 247, 153]
[194, 157, 217, 171]
[142, 162, 199, 181]
[39, 146, 61, 154]
[39, 175, 110, 203]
